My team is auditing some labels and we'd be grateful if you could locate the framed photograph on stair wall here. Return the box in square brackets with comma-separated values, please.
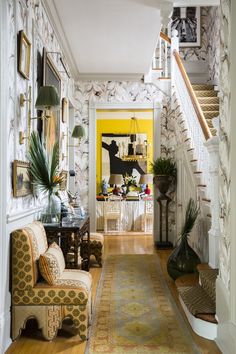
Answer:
[169, 7, 201, 47]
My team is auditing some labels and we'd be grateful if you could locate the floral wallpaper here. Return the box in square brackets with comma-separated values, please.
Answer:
[218, 0, 231, 290]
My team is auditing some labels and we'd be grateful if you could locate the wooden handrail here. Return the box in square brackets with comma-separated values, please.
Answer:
[173, 50, 212, 140]
[160, 32, 171, 44]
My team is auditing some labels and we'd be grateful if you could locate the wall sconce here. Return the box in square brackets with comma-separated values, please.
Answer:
[68, 125, 85, 147]
[19, 85, 60, 145]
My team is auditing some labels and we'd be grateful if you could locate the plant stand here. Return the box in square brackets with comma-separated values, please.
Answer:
[156, 194, 173, 249]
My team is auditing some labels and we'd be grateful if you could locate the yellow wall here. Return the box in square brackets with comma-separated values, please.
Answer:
[96, 110, 153, 193]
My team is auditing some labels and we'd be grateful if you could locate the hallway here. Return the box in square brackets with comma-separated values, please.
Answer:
[7, 234, 221, 354]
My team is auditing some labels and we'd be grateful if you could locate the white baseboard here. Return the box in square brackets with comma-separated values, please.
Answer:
[179, 296, 217, 340]
[0, 310, 12, 354]
[216, 278, 236, 353]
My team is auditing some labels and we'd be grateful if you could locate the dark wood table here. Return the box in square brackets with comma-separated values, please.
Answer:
[44, 216, 90, 271]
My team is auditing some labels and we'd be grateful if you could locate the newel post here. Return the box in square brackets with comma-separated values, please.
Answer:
[204, 136, 220, 268]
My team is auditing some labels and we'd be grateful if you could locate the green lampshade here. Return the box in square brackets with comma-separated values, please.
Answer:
[71, 125, 85, 139]
[35, 86, 60, 111]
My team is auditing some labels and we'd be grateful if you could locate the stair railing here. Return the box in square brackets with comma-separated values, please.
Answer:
[171, 31, 212, 189]
[152, 31, 171, 78]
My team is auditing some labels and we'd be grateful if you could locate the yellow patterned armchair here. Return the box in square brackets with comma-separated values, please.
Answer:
[11, 221, 92, 341]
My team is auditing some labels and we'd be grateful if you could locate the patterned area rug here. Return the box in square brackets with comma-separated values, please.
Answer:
[86, 255, 200, 354]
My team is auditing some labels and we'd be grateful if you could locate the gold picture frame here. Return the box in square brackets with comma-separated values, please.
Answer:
[60, 170, 68, 191]
[43, 48, 61, 152]
[18, 30, 31, 80]
[13, 160, 32, 197]
[62, 97, 68, 123]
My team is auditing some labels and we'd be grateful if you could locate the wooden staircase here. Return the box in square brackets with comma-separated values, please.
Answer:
[175, 264, 218, 340]
[192, 84, 219, 136]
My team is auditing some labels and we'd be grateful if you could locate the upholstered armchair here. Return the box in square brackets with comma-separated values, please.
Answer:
[11, 221, 92, 341]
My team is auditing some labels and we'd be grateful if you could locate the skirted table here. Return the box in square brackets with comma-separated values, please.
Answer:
[96, 198, 153, 232]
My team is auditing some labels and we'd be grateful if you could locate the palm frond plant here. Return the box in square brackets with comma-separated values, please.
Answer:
[167, 198, 201, 280]
[28, 131, 63, 223]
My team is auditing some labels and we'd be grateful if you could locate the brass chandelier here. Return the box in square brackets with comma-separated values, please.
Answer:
[121, 115, 149, 162]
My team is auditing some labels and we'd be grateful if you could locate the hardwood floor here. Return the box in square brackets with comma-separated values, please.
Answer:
[6, 234, 221, 354]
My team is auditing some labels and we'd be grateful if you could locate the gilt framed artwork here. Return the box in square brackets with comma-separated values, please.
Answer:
[13, 160, 32, 197]
[18, 30, 31, 79]
[43, 48, 61, 152]
[59, 170, 68, 191]
[62, 97, 68, 123]
[169, 7, 201, 47]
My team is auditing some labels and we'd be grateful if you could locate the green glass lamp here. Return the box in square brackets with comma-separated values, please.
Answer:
[35, 85, 60, 111]
[71, 125, 85, 140]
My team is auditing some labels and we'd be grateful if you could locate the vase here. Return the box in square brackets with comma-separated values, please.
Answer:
[167, 236, 201, 280]
[153, 175, 173, 195]
[41, 191, 61, 224]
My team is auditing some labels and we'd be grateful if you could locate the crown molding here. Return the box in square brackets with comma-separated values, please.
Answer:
[42, 0, 79, 80]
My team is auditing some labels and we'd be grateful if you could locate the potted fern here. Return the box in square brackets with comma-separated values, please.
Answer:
[150, 157, 176, 195]
[28, 131, 63, 224]
[167, 198, 201, 280]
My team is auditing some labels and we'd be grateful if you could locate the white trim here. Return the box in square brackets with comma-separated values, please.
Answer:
[173, 0, 220, 5]
[179, 296, 217, 340]
[78, 73, 144, 82]
[7, 206, 42, 224]
[88, 101, 161, 232]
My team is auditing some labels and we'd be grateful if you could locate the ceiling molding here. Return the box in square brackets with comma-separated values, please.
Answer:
[42, 0, 79, 80]
[77, 73, 144, 82]
[173, 0, 220, 5]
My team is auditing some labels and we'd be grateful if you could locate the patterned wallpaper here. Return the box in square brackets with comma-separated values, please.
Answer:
[219, 0, 231, 290]
[7, 0, 74, 216]
[178, 6, 220, 85]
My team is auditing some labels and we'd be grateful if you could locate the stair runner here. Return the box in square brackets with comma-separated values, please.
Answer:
[192, 84, 219, 136]
[176, 266, 218, 324]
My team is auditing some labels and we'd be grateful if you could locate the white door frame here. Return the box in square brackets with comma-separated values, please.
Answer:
[88, 100, 162, 232]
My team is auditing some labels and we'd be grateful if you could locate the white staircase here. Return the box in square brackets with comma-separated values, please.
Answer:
[148, 31, 221, 340]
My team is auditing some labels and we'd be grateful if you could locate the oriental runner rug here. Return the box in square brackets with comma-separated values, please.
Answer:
[86, 255, 200, 354]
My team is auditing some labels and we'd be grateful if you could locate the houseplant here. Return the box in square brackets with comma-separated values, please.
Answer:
[167, 198, 201, 280]
[28, 131, 63, 223]
[150, 157, 176, 195]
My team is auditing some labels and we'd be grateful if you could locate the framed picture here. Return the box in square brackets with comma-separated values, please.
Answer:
[60, 170, 68, 191]
[169, 7, 201, 47]
[102, 133, 147, 184]
[13, 160, 32, 197]
[18, 30, 31, 79]
[43, 48, 61, 152]
[62, 97, 68, 123]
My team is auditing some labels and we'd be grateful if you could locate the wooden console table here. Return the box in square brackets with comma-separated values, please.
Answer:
[44, 216, 90, 271]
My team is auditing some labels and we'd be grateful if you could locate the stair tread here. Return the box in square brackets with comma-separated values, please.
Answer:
[200, 104, 219, 111]
[178, 285, 216, 316]
[195, 91, 218, 97]
[197, 263, 214, 271]
[198, 97, 219, 104]
[192, 84, 214, 90]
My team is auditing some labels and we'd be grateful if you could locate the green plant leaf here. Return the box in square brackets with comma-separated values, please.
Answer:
[181, 198, 199, 240]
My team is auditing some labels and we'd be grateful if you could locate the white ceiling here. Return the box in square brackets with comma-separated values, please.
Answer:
[44, 0, 220, 81]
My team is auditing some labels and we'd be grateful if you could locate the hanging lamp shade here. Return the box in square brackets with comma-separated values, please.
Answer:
[71, 125, 85, 139]
[35, 85, 60, 111]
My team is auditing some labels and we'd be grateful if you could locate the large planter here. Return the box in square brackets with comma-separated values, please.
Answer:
[167, 237, 201, 280]
[153, 175, 173, 195]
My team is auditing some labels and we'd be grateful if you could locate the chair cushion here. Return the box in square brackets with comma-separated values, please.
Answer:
[55, 269, 92, 292]
[39, 242, 65, 285]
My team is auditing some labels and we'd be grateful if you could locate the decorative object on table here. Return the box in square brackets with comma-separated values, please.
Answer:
[28, 131, 63, 224]
[123, 173, 137, 195]
[101, 179, 108, 195]
[13, 160, 32, 197]
[18, 30, 31, 80]
[67, 190, 79, 207]
[43, 48, 61, 153]
[169, 7, 201, 47]
[151, 157, 177, 249]
[109, 174, 123, 195]
[167, 198, 201, 280]
[59, 170, 68, 191]
[139, 173, 153, 194]
[61, 97, 68, 123]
